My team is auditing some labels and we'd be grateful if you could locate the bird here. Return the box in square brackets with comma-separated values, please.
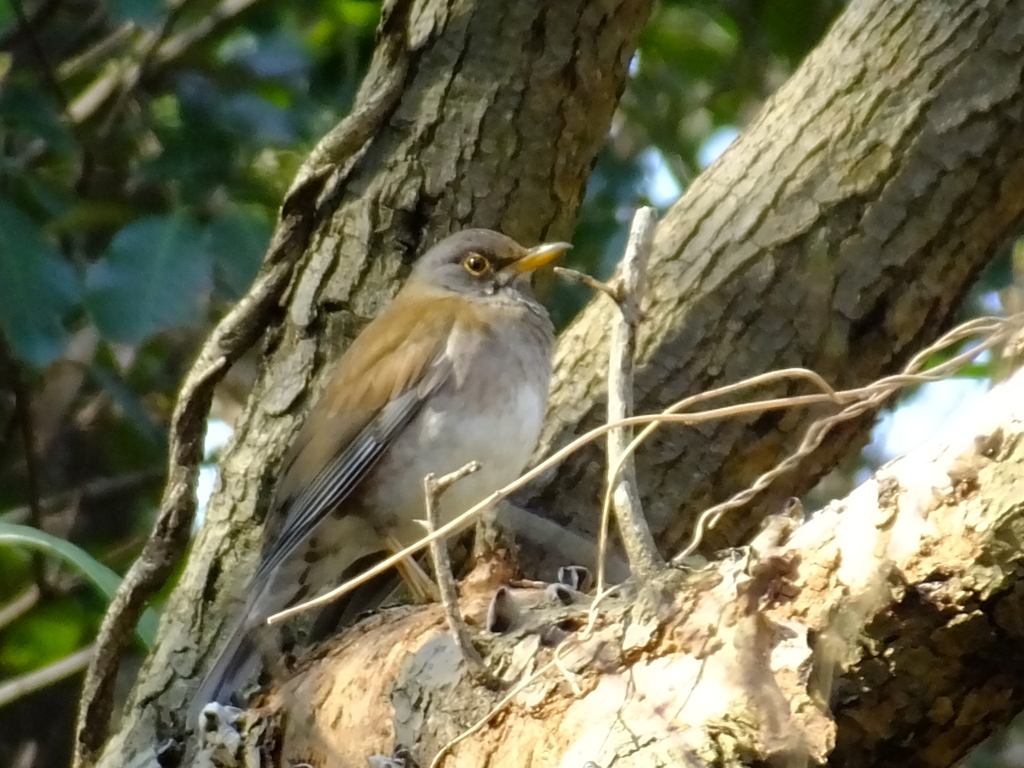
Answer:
[191, 228, 569, 722]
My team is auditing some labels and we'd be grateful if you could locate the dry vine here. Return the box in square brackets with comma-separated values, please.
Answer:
[270, 309, 1024, 627]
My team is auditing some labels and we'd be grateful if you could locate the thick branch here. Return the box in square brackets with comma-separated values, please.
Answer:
[268, 365, 1024, 768]
[530, 0, 1024, 564]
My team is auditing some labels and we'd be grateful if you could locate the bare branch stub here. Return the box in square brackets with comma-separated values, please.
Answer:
[422, 461, 496, 684]
[553, 267, 621, 303]
[600, 207, 664, 585]
[552, 209, 664, 586]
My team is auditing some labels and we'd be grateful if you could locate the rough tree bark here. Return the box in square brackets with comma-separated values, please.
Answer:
[91, 0, 653, 765]
[89, 0, 1024, 766]
[529, 0, 1024, 561]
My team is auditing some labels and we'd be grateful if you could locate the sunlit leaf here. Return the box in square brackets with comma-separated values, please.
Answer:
[85, 214, 213, 344]
[0, 202, 81, 367]
[339, 0, 380, 27]
[0, 523, 158, 647]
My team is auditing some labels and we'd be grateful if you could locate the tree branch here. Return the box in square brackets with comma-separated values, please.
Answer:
[0, 646, 95, 710]
[422, 462, 494, 683]
[530, 0, 1024, 567]
[269, 362, 1024, 767]
[601, 206, 662, 584]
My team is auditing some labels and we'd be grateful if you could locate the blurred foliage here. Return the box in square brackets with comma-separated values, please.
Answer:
[1, 2, 382, 764]
[0, 522, 157, 645]
[2, 1, 1015, 767]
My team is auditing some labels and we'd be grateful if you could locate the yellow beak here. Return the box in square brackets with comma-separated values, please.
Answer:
[508, 241, 572, 275]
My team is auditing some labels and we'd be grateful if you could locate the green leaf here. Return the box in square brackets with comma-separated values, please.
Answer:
[0, 52, 11, 85]
[0, 80, 75, 152]
[336, 0, 381, 28]
[87, 361, 166, 449]
[85, 214, 213, 344]
[0, 599, 91, 672]
[0, 523, 158, 648]
[202, 207, 271, 298]
[0, 202, 81, 367]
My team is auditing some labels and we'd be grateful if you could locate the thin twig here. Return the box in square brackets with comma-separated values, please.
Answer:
[0, 586, 40, 632]
[267, 311, 1022, 626]
[671, 316, 1016, 563]
[153, 0, 269, 67]
[95, 0, 203, 138]
[268, 398, 861, 623]
[598, 367, 842, 575]
[259, 402, 891, 622]
[68, 0, 268, 126]
[0, 645, 95, 710]
[0, 468, 164, 525]
[422, 462, 494, 683]
[553, 267, 621, 302]
[56, 22, 135, 80]
[600, 207, 662, 589]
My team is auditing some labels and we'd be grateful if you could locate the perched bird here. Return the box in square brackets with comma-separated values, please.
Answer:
[192, 229, 569, 719]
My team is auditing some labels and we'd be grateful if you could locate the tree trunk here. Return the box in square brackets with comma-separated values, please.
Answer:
[529, 0, 1024, 565]
[89, 0, 1024, 766]
[90, 0, 653, 765]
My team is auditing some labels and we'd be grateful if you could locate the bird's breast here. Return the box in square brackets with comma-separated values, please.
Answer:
[360, 314, 553, 545]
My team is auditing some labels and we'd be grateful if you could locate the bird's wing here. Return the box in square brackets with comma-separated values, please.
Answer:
[248, 294, 464, 600]
[191, 295, 474, 716]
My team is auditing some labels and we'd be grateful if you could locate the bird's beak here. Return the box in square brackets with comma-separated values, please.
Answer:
[507, 241, 572, 275]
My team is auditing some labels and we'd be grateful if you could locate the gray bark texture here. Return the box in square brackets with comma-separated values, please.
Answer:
[87, 0, 1024, 766]
[90, 0, 652, 765]
[528, 0, 1024, 562]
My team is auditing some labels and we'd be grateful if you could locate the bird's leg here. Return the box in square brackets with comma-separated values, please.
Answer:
[386, 535, 440, 603]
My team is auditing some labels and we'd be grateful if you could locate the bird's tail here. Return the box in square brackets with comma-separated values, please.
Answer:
[188, 617, 264, 729]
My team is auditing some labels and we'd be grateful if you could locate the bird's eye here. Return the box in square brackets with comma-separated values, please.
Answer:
[462, 253, 489, 275]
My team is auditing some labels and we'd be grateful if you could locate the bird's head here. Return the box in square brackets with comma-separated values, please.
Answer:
[409, 229, 571, 301]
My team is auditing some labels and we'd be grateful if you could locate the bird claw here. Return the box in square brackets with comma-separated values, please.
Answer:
[197, 702, 246, 735]
[367, 744, 420, 768]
